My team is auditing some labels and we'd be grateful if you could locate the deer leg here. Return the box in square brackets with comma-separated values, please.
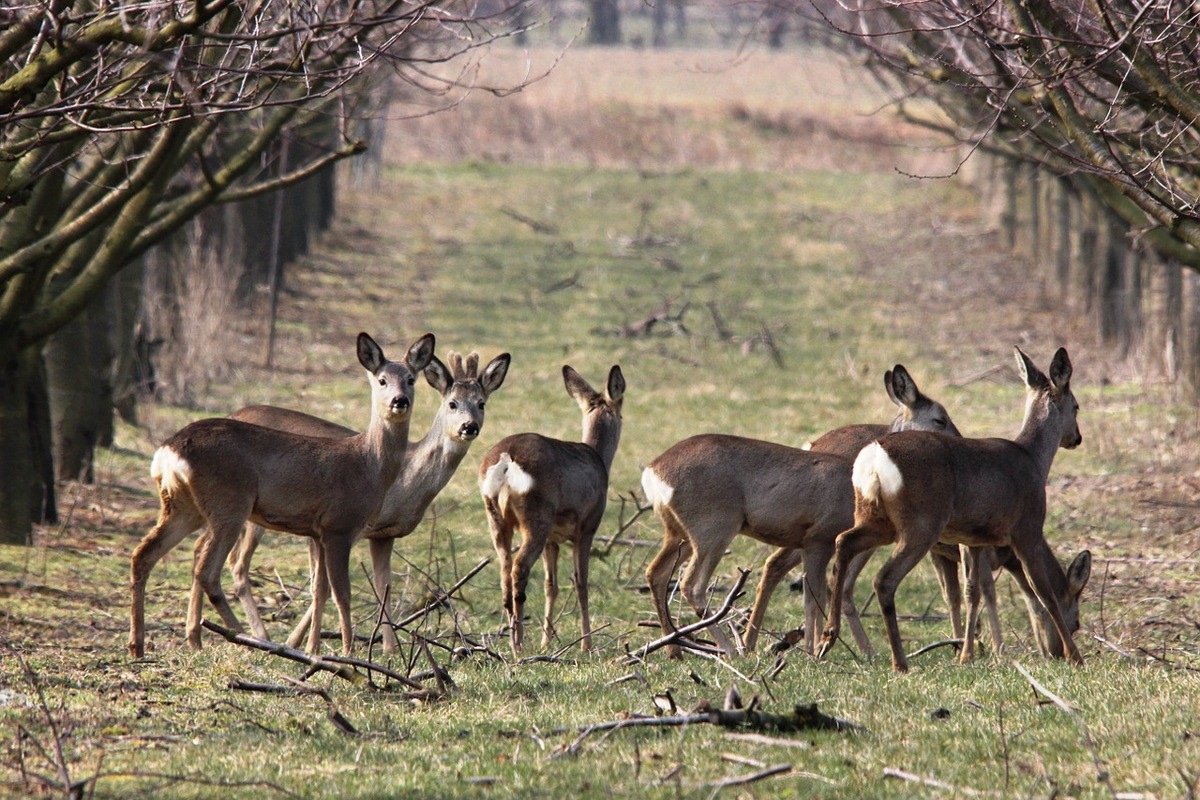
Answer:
[677, 526, 739, 658]
[1015, 540, 1084, 665]
[574, 527, 597, 652]
[541, 541, 560, 649]
[509, 514, 551, 654]
[286, 538, 321, 650]
[801, 541, 836, 656]
[304, 540, 330, 654]
[819, 522, 894, 660]
[229, 523, 268, 641]
[484, 498, 515, 632]
[959, 545, 986, 663]
[188, 518, 247, 650]
[980, 548, 1003, 654]
[369, 537, 399, 654]
[322, 535, 357, 656]
[129, 505, 204, 658]
[873, 534, 940, 673]
[744, 546, 804, 653]
[930, 546, 964, 642]
[645, 515, 693, 659]
[841, 549, 876, 658]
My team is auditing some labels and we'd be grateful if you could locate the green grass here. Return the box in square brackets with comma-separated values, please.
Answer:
[4, 48, 1200, 800]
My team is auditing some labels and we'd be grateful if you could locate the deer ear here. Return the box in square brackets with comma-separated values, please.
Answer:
[1014, 346, 1048, 391]
[424, 355, 452, 393]
[1049, 347, 1073, 391]
[605, 365, 625, 404]
[406, 333, 436, 373]
[563, 365, 598, 408]
[480, 353, 511, 396]
[357, 332, 385, 374]
[1066, 549, 1092, 596]
[887, 364, 919, 408]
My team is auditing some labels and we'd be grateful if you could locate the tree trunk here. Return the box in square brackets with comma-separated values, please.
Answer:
[0, 348, 56, 544]
[112, 258, 145, 425]
[45, 310, 100, 483]
[588, 0, 621, 44]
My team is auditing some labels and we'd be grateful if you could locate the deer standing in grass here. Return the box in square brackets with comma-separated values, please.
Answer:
[479, 364, 625, 653]
[642, 365, 961, 658]
[817, 347, 1092, 672]
[227, 350, 510, 653]
[128, 332, 435, 658]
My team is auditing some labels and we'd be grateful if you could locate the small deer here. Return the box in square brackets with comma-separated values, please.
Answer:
[817, 347, 1092, 671]
[642, 365, 961, 657]
[227, 350, 510, 653]
[479, 364, 625, 653]
[128, 332, 435, 658]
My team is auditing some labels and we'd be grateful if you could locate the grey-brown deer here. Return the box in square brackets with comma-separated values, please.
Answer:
[128, 332, 435, 658]
[479, 364, 625, 653]
[641, 365, 961, 658]
[817, 347, 1092, 671]
[227, 350, 510, 653]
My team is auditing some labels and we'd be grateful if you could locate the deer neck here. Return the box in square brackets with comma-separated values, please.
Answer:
[583, 414, 621, 473]
[1013, 391, 1062, 481]
[409, 412, 472, 479]
[364, 412, 412, 487]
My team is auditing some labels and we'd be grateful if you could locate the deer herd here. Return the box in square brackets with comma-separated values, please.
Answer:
[128, 333, 1092, 673]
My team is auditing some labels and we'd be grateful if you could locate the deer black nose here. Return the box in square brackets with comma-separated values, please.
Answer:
[391, 396, 411, 413]
[460, 422, 479, 439]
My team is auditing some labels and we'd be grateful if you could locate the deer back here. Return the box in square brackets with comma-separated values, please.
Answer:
[644, 433, 855, 548]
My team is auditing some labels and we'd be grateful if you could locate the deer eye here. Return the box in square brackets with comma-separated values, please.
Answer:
[449, 401, 458, 411]
[934, 418, 946, 428]
[478, 401, 485, 410]
[378, 377, 386, 386]
[407, 376, 415, 386]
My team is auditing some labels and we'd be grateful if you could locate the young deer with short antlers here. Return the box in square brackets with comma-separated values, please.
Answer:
[818, 347, 1092, 672]
[642, 365, 961, 658]
[226, 350, 510, 653]
[479, 364, 625, 653]
[128, 332, 435, 658]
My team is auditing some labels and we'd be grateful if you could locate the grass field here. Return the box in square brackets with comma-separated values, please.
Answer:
[3, 46, 1199, 798]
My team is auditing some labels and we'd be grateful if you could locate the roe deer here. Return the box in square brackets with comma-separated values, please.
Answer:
[642, 365, 961, 658]
[227, 350, 510, 653]
[128, 332, 435, 658]
[817, 347, 1092, 672]
[479, 364, 625, 653]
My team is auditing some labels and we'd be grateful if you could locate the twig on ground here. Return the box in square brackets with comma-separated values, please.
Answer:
[624, 569, 751, 663]
[392, 558, 490, 631]
[908, 638, 963, 659]
[551, 703, 863, 738]
[1014, 661, 1117, 799]
[201, 620, 363, 684]
[706, 763, 791, 796]
[599, 492, 652, 556]
[499, 205, 559, 235]
[883, 766, 982, 795]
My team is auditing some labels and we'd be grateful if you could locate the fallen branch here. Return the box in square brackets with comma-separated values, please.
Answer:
[201, 620, 363, 685]
[499, 205, 559, 235]
[705, 763, 791, 792]
[554, 703, 862, 738]
[883, 766, 982, 795]
[624, 569, 751, 663]
[908, 638, 963, 659]
[1014, 661, 1117, 800]
[392, 557, 490, 631]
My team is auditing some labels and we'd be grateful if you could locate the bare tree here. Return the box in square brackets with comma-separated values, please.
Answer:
[788, 0, 1200, 269]
[0, 0, 533, 544]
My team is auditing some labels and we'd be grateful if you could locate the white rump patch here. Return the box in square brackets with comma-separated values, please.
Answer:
[481, 453, 535, 498]
[640, 467, 674, 509]
[480, 453, 511, 499]
[151, 446, 192, 495]
[505, 459, 535, 495]
[800, 441, 813, 451]
[852, 442, 903, 503]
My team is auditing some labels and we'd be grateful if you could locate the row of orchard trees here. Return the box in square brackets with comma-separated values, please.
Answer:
[0, 0, 530, 544]
[790, 0, 1200, 384]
